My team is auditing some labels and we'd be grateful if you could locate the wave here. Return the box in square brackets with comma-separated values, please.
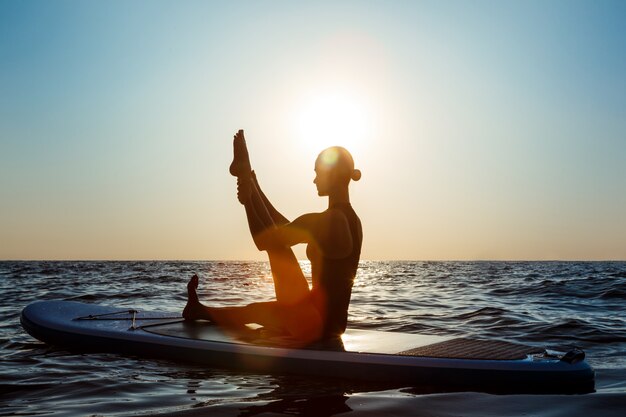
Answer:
[3, 260, 626, 417]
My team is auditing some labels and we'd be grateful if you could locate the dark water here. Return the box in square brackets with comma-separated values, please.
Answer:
[1, 261, 625, 416]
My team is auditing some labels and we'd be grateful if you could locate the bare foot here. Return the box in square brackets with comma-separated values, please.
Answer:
[182, 274, 209, 321]
[229, 129, 251, 177]
[230, 130, 252, 204]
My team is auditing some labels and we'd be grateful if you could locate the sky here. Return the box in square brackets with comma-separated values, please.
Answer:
[1, 0, 625, 261]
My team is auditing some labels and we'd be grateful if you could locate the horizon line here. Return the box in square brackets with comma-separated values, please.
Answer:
[1, 258, 625, 263]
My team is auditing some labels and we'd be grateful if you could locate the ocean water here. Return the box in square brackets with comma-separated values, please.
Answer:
[1, 261, 625, 416]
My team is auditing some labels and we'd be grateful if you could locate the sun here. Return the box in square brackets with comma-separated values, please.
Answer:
[293, 90, 373, 156]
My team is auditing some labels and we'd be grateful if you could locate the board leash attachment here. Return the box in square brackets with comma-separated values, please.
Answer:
[560, 347, 586, 364]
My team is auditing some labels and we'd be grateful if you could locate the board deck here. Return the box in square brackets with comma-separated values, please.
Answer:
[145, 319, 453, 353]
[21, 300, 595, 393]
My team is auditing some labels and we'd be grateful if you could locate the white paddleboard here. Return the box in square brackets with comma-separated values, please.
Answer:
[21, 300, 594, 393]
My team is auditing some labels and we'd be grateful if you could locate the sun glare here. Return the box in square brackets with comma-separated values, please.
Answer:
[294, 90, 373, 156]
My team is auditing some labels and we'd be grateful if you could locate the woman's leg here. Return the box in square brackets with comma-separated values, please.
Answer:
[247, 179, 311, 304]
[183, 275, 322, 343]
[232, 131, 310, 305]
[181, 130, 320, 340]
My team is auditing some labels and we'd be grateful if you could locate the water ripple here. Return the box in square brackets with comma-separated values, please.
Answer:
[1, 260, 625, 415]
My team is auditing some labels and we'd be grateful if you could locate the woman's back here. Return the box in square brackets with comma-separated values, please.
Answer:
[308, 203, 362, 338]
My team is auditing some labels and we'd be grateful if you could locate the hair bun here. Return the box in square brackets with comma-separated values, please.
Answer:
[351, 169, 362, 181]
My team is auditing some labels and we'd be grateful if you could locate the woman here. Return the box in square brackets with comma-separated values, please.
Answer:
[183, 129, 362, 345]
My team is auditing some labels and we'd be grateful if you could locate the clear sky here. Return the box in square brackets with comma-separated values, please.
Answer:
[1, 0, 625, 260]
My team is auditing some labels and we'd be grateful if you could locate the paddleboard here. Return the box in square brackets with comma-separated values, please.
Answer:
[21, 300, 594, 393]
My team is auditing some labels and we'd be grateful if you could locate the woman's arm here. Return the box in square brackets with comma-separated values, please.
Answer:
[258, 210, 353, 259]
[252, 171, 289, 226]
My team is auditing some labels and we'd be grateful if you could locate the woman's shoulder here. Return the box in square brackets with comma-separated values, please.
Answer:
[323, 206, 354, 226]
[291, 205, 357, 235]
[327, 204, 360, 225]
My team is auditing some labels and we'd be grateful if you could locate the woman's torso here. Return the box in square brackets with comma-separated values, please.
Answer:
[306, 203, 362, 338]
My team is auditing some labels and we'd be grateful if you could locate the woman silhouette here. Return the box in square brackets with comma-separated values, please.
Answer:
[183, 130, 362, 345]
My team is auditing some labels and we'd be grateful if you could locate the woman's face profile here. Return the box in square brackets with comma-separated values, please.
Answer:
[313, 164, 332, 196]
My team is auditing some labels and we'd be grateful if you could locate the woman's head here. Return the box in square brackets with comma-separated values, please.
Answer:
[314, 146, 361, 196]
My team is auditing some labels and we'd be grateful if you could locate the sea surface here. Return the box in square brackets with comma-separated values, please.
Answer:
[1, 261, 625, 416]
